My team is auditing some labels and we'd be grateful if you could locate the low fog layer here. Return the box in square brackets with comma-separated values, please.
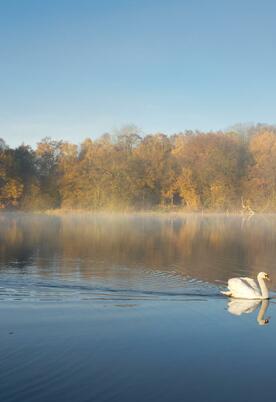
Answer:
[1, 213, 276, 289]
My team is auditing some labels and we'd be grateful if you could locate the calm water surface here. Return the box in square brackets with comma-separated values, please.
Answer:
[0, 213, 276, 402]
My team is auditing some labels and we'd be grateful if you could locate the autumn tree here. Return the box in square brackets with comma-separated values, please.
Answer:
[35, 137, 62, 208]
[134, 134, 178, 207]
[0, 142, 24, 208]
[0, 125, 275, 212]
[172, 131, 245, 210]
[243, 128, 276, 210]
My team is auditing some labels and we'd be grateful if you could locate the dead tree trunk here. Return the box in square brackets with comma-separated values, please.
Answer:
[241, 197, 255, 216]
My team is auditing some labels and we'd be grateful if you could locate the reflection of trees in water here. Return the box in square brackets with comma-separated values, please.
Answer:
[0, 214, 61, 271]
[0, 213, 276, 286]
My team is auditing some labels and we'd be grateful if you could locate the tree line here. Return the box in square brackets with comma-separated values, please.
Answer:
[1, 124, 276, 212]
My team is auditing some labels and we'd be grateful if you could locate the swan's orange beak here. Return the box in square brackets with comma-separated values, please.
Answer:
[265, 274, 270, 281]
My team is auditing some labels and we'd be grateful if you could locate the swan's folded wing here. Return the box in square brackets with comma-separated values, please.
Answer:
[228, 278, 251, 291]
[228, 277, 260, 298]
[241, 277, 260, 293]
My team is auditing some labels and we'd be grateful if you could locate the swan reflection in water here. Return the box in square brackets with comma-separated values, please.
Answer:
[227, 299, 271, 325]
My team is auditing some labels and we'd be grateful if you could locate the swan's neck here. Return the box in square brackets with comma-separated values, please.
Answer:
[258, 277, 269, 299]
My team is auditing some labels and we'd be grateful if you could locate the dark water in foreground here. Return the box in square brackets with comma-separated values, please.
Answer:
[1, 213, 276, 402]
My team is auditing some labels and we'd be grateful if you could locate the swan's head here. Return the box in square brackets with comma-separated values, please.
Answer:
[258, 272, 270, 281]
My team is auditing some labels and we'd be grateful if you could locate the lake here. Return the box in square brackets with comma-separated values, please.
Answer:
[0, 213, 276, 402]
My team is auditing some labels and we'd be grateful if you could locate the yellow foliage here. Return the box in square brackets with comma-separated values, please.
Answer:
[1, 179, 23, 206]
[176, 168, 201, 209]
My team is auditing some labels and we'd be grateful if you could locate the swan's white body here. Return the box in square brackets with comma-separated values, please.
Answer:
[221, 272, 270, 300]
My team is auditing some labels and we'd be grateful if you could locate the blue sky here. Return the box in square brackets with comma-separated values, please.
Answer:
[1, 0, 276, 148]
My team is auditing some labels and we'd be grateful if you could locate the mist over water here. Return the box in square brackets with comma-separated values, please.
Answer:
[0, 213, 276, 300]
[1, 213, 276, 402]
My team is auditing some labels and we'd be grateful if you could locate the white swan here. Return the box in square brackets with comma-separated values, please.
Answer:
[221, 272, 270, 299]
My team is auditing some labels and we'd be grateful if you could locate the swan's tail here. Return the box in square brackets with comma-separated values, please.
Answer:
[221, 290, 232, 297]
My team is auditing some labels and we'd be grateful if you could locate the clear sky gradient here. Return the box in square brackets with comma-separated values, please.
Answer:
[1, 0, 276, 148]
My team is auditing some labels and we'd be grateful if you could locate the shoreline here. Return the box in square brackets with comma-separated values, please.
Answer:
[0, 208, 269, 217]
